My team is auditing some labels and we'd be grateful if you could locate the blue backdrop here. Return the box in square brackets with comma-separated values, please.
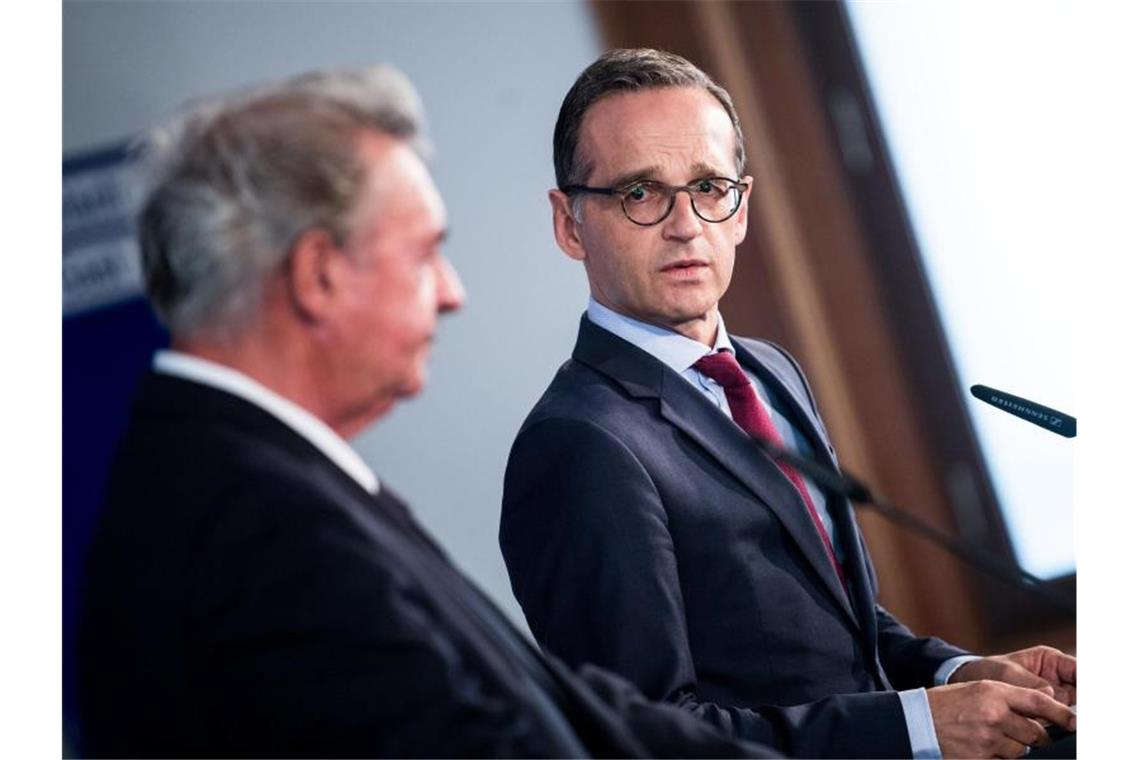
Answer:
[63, 144, 168, 744]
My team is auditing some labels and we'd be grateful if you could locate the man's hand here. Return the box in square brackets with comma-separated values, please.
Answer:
[928, 680, 1076, 759]
[950, 646, 1077, 705]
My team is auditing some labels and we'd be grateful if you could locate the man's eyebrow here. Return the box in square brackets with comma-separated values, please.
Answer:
[604, 166, 665, 189]
[603, 162, 735, 189]
[688, 162, 733, 180]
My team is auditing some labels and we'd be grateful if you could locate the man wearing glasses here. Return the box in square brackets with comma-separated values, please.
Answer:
[500, 49, 1076, 759]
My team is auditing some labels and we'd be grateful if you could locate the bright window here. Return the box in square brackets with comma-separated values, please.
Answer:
[846, 1, 1074, 578]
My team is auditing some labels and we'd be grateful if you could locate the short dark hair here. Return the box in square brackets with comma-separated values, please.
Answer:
[553, 48, 746, 189]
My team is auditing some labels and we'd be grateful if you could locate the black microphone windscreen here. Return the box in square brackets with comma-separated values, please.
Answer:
[969, 384, 1076, 438]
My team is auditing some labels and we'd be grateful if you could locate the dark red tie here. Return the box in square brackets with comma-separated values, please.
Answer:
[693, 351, 846, 585]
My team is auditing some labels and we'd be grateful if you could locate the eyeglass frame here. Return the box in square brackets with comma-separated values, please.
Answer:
[560, 176, 750, 227]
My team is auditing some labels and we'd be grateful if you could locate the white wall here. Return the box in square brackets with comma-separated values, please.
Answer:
[64, 0, 602, 629]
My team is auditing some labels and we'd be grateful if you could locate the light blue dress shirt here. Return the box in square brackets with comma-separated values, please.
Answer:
[586, 298, 975, 759]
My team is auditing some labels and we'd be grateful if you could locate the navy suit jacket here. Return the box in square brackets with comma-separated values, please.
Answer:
[500, 316, 970, 758]
[78, 372, 778, 758]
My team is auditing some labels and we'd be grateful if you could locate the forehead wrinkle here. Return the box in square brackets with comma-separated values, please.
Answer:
[605, 160, 732, 190]
[604, 156, 734, 187]
[687, 161, 732, 179]
[601, 130, 735, 180]
[579, 90, 737, 184]
[605, 165, 665, 188]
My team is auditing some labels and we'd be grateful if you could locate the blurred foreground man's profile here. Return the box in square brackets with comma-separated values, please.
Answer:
[77, 65, 781, 758]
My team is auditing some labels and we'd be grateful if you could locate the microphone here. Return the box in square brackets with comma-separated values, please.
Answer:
[750, 437, 1076, 616]
[970, 385, 1076, 438]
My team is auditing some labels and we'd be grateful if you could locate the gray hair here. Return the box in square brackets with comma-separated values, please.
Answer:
[137, 65, 428, 338]
[553, 48, 746, 195]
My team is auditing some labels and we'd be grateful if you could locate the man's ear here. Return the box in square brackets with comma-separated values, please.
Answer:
[285, 228, 343, 323]
[549, 189, 587, 262]
[732, 175, 754, 245]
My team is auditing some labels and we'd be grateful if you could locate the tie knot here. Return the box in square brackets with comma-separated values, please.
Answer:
[693, 351, 751, 390]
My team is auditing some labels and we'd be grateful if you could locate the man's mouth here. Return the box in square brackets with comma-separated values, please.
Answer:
[660, 259, 709, 272]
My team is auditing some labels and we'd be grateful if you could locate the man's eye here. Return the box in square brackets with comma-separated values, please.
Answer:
[695, 179, 719, 195]
[625, 184, 649, 202]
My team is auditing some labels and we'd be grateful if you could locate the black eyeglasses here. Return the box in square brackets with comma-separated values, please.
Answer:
[562, 177, 749, 226]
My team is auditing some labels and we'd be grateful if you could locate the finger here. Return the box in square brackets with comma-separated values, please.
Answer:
[993, 736, 1031, 759]
[1052, 652, 1077, 685]
[997, 662, 1055, 695]
[999, 712, 1050, 748]
[1008, 687, 1077, 730]
[1053, 683, 1076, 706]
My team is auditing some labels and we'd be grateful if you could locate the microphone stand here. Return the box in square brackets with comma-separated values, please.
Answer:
[753, 439, 1076, 617]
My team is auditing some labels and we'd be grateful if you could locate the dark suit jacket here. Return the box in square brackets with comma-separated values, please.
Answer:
[500, 316, 971, 758]
[78, 372, 779, 758]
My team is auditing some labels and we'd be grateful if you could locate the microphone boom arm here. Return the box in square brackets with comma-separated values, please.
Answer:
[753, 439, 1076, 616]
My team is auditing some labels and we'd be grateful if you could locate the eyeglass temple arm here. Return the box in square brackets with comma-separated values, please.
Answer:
[560, 185, 617, 196]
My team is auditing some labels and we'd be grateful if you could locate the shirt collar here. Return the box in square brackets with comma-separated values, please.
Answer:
[586, 296, 734, 375]
[152, 350, 380, 495]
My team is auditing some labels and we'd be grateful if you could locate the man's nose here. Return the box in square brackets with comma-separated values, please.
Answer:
[436, 257, 466, 314]
[661, 191, 703, 240]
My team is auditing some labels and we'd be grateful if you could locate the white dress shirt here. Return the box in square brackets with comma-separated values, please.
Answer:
[153, 350, 380, 495]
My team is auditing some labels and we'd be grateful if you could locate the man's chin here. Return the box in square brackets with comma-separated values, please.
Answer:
[395, 370, 428, 400]
[338, 395, 399, 440]
[344, 368, 428, 433]
[656, 304, 719, 329]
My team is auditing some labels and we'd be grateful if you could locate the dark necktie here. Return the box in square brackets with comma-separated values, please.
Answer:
[693, 350, 846, 585]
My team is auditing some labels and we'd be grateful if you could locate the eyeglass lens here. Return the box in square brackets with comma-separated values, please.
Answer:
[621, 179, 742, 225]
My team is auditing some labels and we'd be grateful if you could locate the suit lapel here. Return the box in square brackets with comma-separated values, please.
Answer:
[572, 318, 858, 629]
[732, 341, 881, 649]
[732, 340, 834, 466]
[659, 372, 858, 627]
[831, 499, 882, 667]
